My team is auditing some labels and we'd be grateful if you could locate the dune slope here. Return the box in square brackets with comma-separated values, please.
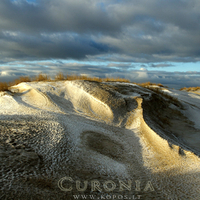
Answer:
[0, 80, 200, 199]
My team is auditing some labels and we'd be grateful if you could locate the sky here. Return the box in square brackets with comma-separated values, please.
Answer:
[0, 0, 200, 88]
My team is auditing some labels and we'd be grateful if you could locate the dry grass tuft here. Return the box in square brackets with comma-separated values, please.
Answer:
[13, 76, 31, 85]
[157, 83, 164, 87]
[33, 73, 51, 82]
[0, 74, 131, 91]
[138, 81, 164, 87]
[0, 82, 9, 91]
[180, 86, 200, 91]
[0, 76, 32, 91]
[103, 77, 130, 83]
[55, 72, 65, 81]
[65, 75, 130, 83]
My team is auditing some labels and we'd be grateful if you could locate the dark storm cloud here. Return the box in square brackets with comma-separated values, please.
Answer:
[150, 64, 174, 68]
[139, 63, 174, 68]
[0, 0, 119, 34]
[0, 0, 200, 63]
[0, 31, 109, 60]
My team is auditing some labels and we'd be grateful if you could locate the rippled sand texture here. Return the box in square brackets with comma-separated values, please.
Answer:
[1, 80, 200, 199]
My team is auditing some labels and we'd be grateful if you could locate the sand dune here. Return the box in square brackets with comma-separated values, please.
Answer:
[0, 80, 200, 199]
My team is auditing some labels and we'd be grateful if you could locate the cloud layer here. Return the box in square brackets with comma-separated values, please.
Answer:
[0, 0, 200, 63]
[0, 0, 200, 88]
[1, 61, 200, 89]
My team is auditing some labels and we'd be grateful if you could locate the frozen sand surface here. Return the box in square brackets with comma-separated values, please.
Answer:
[1, 80, 200, 199]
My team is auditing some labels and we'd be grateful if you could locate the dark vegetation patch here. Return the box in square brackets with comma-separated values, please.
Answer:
[142, 92, 195, 146]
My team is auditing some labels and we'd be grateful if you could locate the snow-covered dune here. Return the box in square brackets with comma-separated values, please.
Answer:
[1, 80, 200, 199]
